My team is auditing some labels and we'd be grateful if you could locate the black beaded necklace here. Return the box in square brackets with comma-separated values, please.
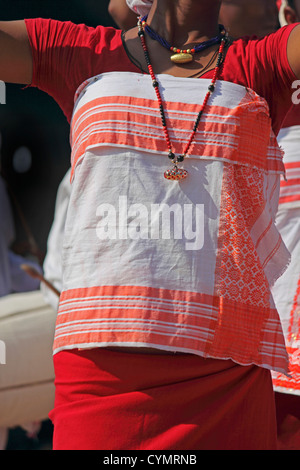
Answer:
[137, 17, 227, 181]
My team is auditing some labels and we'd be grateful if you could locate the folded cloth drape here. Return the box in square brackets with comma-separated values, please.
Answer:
[50, 348, 278, 450]
[56, 75, 289, 375]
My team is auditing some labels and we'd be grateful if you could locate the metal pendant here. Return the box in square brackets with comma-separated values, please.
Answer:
[164, 165, 188, 181]
[170, 52, 193, 64]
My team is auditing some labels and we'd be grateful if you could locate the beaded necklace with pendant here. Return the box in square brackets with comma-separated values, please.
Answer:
[140, 14, 226, 64]
[137, 17, 228, 181]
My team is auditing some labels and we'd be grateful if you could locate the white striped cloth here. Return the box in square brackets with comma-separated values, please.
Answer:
[54, 72, 290, 374]
[272, 124, 300, 394]
[277, 125, 300, 208]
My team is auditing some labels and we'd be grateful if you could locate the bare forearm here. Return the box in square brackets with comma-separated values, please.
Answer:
[0, 20, 32, 84]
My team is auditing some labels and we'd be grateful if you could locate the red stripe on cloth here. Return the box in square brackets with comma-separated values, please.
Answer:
[279, 162, 300, 203]
[284, 162, 300, 169]
[279, 194, 300, 204]
[272, 346, 300, 392]
[280, 178, 300, 188]
[70, 95, 283, 179]
[53, 284, 288, 373]
[273, 277, 300, 394]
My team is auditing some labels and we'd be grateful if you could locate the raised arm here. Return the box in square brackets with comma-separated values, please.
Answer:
[0, 20, 32, 84]
[287, 23, 300, 80]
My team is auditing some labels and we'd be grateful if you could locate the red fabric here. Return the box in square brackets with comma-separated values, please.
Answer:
[282, 104, 300, 128]
[275, 392, 300, 450]
[50, 348, 277, 450]
[24, 18, 298, 135]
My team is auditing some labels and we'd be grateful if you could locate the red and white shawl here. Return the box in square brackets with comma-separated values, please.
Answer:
[272, 122, 300, 394]
[54, 72, 290, 374]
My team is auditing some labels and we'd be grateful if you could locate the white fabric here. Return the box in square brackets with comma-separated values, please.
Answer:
[68, 73, 286, 296]
[53, 72, 289, 374]
[272, 207, 300, 340]
[271, 206, 300, 395]
[41, 169, 71, 311]
[271, 125, 300, 395]
[277, 125, 300, 209]
[126, 0, 153, 16]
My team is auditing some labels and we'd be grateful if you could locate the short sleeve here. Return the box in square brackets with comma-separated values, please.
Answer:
[24, 18, 127, 123]
[222, 24, 299, 134]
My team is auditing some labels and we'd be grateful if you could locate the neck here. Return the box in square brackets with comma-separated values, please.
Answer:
[146, 0, 222, 46]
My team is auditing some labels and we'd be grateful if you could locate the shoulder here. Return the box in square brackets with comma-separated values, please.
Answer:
[226, 24, 300, 71]
[221, 25, 299, 92]
[219, 26, 299, 135]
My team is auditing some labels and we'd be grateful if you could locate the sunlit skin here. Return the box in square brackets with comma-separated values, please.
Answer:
[219, 0, 280, 38]
[123, 0, 228, 78]
[121, 0, 300, 80]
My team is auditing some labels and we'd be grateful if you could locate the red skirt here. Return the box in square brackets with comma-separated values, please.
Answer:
[49, 348, 277, 450]
[275, 392, 300, 450]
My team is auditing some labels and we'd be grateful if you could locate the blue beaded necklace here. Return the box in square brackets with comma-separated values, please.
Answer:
[140, 15, 226, 64]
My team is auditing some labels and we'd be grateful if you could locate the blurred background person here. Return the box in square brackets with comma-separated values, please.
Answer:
[0, 150, 41, 297]
[278, 0, 300, 24]
[107, 0, 280, 35]
[219, 0, 280, 37]
[0, 142, 55, 449]
[0, 167, 71, 450]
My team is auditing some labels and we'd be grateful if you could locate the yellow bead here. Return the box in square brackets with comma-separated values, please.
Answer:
[170, 53, 193, 64]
